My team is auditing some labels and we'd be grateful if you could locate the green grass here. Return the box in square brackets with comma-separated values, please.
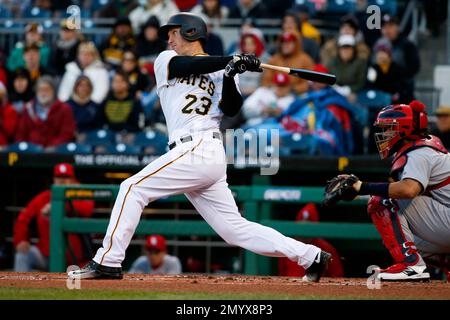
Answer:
[0, 287, 305, 300]
[0, 287, 432, 300]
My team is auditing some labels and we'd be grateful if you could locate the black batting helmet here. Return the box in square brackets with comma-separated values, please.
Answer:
[158, 13, 207, 42]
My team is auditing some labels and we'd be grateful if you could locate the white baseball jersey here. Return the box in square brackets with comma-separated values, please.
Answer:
[154, 50, 239, 141]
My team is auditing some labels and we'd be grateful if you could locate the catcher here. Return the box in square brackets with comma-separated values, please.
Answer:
[323, 101, 450, 281]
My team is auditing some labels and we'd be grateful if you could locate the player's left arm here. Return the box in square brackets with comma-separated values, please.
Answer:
[354, 178, 422, 199]
[324, 171, 424, 205]
[356, 151, 430, 199]
[218, 55, 262, 117]
[218, 74, 243, 117]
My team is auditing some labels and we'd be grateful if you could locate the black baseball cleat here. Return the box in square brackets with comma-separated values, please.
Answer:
[68, 260, 123, 280]
[303, 250, 332, 282]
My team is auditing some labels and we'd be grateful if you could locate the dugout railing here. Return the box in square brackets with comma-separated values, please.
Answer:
[49, 184, 381, 274]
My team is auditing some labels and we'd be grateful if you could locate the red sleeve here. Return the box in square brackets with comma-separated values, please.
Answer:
[69, 200, 95, 218]
[13, 192, 47, 246]
[312, 239, 344, 277]
[48, 103, 75, 146]
[0, 68, 7, 87]
[14, 107, 31, 142]
[3, 104, 19, 138]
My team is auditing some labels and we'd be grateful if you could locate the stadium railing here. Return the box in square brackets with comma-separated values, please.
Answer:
[0, 17, 337, 55]
[49, 184, 380, 274]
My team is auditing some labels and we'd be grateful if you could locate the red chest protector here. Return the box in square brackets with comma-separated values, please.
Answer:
[390, 135, 450, 193]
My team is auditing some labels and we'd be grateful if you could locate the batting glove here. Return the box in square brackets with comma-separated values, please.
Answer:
[239, 54, 262, 72]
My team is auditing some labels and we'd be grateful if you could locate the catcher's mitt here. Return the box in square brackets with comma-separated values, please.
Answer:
[322, 174, 359, 206]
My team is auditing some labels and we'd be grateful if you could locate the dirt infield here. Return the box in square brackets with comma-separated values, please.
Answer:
[1, 272, 449, 299]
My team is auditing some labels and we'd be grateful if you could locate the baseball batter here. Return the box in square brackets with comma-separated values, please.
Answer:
[324, 101, 450, 281]
[69, 13, 331, 282]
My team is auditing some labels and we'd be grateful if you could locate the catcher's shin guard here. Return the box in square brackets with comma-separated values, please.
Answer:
[367, 196, 420, 265]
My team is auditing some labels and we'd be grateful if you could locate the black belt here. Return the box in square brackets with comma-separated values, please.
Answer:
[168, 132, 221, 150]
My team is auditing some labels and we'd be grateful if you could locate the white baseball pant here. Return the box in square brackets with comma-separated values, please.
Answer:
[93, 131, 321, 270]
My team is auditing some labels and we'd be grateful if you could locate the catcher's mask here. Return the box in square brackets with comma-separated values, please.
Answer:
[374, 100, 428, 159]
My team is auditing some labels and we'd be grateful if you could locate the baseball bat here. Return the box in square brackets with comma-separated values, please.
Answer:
[260, 63, 337, 85]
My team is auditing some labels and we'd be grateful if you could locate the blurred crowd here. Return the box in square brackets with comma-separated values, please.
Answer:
[0, 0, 448, 156]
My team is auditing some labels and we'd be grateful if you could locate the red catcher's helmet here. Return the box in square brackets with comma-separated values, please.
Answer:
[374, 100, 428, 159]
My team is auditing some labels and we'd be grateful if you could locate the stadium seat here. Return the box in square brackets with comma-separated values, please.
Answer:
[90, 0, 110, 12]
[357, 90, 392, 110]
[55, 143, 92, 154]
[105, 143, 141, 155]
[279, 133, 316, 156]
[357, 90, 393, 154]
[351, 103, 369, 128]
[23, 7, 52, 18]
[84, 129, 116, 147]
[82, 18, 95, 30]
[0, 5, 12, 18]
[132, 130, 168, 155]
[219, 0, 236, 8]
[7, 142, 44, 153]
[368, 0, 397, 15]
[60, 8, 92, 19]
[327, 0, 356, 13]
[42, 19, 54, 30]
[296, 0, 356, 13]
[293, 0, 318, 13]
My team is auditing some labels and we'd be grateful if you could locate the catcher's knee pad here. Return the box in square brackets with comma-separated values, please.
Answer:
[368, 196, 419, 265]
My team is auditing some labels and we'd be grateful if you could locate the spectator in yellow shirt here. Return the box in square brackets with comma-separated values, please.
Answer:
[290, 4, 321, 44]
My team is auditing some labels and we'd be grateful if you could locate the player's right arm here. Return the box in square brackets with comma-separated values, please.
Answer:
[154, 50, 261, 86]
[354, 178, 423, 199]
[168, 55, 233, 79]
[154, 50, 232, 88]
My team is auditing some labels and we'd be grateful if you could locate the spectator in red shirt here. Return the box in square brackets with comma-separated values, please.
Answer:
[15, 76, 76, 150]
[278, 203, 344, 278]
[14, 163, 94, 272]
[0, 50, 7, 87]
[0, 82, 19, 149]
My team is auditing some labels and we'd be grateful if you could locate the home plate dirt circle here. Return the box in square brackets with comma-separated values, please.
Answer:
[0, 272, 449, 299]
